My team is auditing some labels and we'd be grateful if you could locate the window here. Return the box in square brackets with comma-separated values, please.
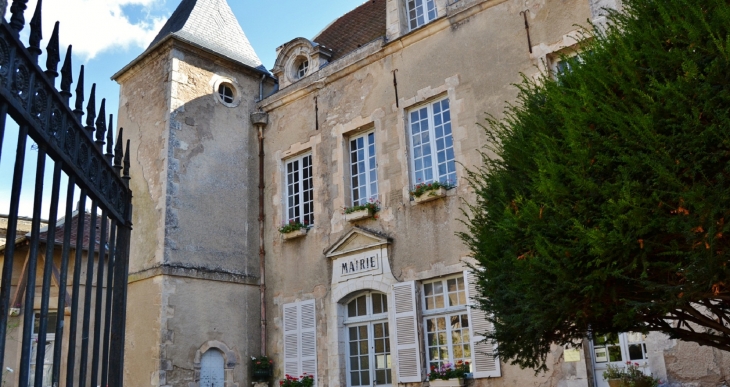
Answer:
[592, 332, 649, 384]
[422, 276, 471, 371]
[297, 60, 309, 79]
[593, 332, 648, 364]
[345, 292, 392, 386]
[285, 153, 313, 225]
[407, 0, 437, 30]
[283, 300, 317, 384]
[29, 312, 57, 387]
[218, 83, 234, 104]
[349, 132, 378, 206]
[408, 98, 455, 187]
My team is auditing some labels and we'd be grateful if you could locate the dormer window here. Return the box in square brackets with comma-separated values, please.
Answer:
[407, 0, 437, 30]
[296, 59, 309, 79]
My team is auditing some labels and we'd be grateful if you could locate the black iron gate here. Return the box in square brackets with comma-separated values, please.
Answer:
[0, 1, 132, 386]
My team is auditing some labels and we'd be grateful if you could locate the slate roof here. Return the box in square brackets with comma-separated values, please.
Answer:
[313, 0, 387, 62]
[147, 0, 266, 72]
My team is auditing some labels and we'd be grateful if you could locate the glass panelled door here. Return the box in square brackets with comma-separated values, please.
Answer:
[346, 293, 392, 386]
[591, 332, 651, 387]
[348, 322, 392, 386]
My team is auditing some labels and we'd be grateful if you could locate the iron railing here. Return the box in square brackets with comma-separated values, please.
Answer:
[0, 0, 133, 386]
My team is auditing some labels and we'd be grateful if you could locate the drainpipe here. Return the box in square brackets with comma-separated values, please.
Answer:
[250, 110, 269, 355]
[258, 74, 266, 101]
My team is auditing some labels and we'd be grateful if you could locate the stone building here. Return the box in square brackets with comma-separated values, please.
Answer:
[114, 0, 729, 386]
[0, 212, 110, 387]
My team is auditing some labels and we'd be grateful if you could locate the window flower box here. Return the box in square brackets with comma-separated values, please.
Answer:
[282, 228, 307, 240]
[413, 186, 447, 203]
[428, 361, 469, 387]
[279, 220, 309, 240]
[410, 181, 455, 204]
[344, 208, 372, 222]
[342, 199, 380, 222]
[429, 378, 464, 387]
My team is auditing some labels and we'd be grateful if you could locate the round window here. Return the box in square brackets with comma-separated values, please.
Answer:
[218, 83, 235, 104]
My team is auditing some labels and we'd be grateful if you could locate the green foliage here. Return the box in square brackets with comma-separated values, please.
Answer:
[460, 0, 730, 372]
[251, 355, 273, 371]
[280, 374, 314, 387]
[603, 363, 660, 387]
[343, 199, 380, 214]
[278, 219, 308, 234]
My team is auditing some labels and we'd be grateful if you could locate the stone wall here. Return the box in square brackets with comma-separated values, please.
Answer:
[259, 0, 593, 386]
[116, 40, 267, 387]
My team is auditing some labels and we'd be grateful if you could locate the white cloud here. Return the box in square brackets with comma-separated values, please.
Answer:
[15, 0, 168, 60]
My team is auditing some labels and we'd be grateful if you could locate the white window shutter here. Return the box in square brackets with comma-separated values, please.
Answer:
[299, 299, 317, 384]
[392, 281, 423, 383]
[464, 270, 501, 378]
[283, 302, 300, 378]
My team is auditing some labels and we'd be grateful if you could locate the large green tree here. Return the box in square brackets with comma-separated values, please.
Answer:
[460, 0, 730, 371]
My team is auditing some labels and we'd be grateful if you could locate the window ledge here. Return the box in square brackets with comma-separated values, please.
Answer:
[413, 187, 448, 204]
[344, 208, 373, 222]
[281, 228, 308, 241]
[429, 378, 465, 387]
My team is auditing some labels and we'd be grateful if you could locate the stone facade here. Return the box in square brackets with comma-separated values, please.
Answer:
[115, 0, 730, 386]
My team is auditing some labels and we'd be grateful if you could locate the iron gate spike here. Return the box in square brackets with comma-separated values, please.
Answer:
[85, 83, 97, 137]
[106, 114, 115, 164]
[45, 21, 61, 81]
[95, 98, 107, 150]
[9, 0, 29, 34]
[60, 45, 73, 104]
[114, 128, 124, 174]
[74, 65, 85, 123]
[28, 0, 42, 60]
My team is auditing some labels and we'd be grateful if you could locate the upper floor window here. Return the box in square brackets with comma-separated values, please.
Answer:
[218, 83, 234, 104]
[422, 275, 470, 371]
[349, 132, 378, 206]
[407, 0, 437, 30]
[297, 60, 309, 79]
[345, 292, 391, 386]
[408, 98, 456, 187]
[285, 153, 314, 225]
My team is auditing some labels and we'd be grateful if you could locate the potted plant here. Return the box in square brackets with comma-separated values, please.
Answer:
[603, 364, 626, 387]
[622, 362, 660, 387]
[343, 199, 380, 222]
[427, 360, 470, 387]
[251, 355, 273, 382]
[279, 374, 314, 387]
[279, 219, 309, 240]
[410, 181, 455, 204]
[603, 362, 661, 387]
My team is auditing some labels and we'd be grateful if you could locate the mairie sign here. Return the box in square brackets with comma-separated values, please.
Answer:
[340, 254, 379, 276]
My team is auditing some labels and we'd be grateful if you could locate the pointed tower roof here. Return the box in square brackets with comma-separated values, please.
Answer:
[150, 0, 264, 70]
[114, 0, 267, 79]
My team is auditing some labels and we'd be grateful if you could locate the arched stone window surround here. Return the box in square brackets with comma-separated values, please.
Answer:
[272, 37, 332, 89]
[193, 340, 240, 387]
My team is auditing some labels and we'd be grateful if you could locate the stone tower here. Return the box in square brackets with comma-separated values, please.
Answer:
[112, 0, 272, 385]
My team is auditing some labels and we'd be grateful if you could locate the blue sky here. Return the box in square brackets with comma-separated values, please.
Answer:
[0, 0, 366, 218]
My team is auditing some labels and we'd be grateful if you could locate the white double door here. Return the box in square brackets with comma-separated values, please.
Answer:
[591, 332, 651, 387]
[347, 320, 392, 387]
